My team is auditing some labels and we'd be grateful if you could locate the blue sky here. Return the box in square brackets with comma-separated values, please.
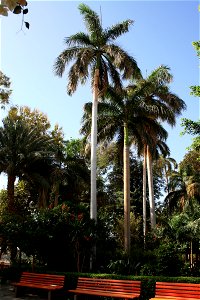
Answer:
[0, 0, 199, 188]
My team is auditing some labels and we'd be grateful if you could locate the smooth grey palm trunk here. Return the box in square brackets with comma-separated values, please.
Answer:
[146, 145, 156, 228]
[143, 146, 147, 245]
[90, 69, 99, 221]
[123, 125, 130, 254]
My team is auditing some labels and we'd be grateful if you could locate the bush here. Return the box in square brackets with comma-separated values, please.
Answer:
[155, 242, 184, 276]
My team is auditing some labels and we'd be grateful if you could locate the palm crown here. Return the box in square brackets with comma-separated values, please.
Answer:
[53, 3, 141, 95]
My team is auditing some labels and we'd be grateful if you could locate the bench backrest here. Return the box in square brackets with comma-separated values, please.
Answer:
[19, 272, 65, 287]
[75, 277, 141, 294]
[155, 282, 200, 299]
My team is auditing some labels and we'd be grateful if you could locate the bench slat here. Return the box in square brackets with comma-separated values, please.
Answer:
[68, 277, 141, 299]
[12, 272, 65, 300]
[150, 282, 200, 299]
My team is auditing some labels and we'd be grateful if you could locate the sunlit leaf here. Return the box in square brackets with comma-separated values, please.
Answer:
[18, 0, 27, 6]
[2, 0, 17, 11]
[0, 5, 8, 16]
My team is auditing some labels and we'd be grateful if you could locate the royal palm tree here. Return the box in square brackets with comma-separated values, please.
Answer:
[136, 65, 186, 229]
[0, 116, 54, 212]
[53, 3, 141, 222]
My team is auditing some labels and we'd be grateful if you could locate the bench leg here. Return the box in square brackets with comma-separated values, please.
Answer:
[15, 287, 20, 298]
[48, 291, 52, 300]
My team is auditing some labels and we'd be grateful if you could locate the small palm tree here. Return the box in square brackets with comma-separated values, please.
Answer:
[0, 116, 53, 212]
[53, 3, 141, 221]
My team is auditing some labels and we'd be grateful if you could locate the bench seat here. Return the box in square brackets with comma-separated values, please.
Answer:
[68, 277, 141, 299]
[12, 272, 65, 300]
[150, 282, 200, 299]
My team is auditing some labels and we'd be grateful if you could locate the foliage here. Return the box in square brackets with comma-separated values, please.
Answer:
[181, 119, 200, 151]
[0, 0, 29, 29]
[0, 204, 97, 271]
[8, 106, 51, 133]
[155, 242, 183, 276]
[0, 181, 32, 216]
[190, 40, 200, 97]
[0, 113, 55, 211]
[0, 71, 11, 109]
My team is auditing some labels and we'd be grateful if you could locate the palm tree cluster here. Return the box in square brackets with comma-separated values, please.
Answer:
[54, 3, 186, 255]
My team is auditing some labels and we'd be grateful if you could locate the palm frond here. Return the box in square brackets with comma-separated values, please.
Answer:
[64, 32, 94, 47]
[148, 65, 173, 85]
[157, 91, 187, 115]
[53, 48, 81, 77]
[104, 19, 134, 42]
[104, 44, 141, 80]
[103, 58, 122, 92]
[78, 3, 103, 40]
[67, 49, 96, 95]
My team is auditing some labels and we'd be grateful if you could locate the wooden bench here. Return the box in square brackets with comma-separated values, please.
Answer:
[12, 272, 65, 300]
[67, 277, 141, 299]
[150, 281, 200, 299]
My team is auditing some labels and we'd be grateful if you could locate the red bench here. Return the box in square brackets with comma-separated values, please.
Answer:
[150, 281, 200, 299]
[67, 277, 141, 299]
[12, 272, 65, 300]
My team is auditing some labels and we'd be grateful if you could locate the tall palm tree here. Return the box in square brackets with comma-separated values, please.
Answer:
[0, 116, 53, 212]
[136, 65, 186, 229]
[53, 3, 141, 222]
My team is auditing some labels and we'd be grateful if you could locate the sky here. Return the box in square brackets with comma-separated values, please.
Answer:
[0, 0, 199, 189]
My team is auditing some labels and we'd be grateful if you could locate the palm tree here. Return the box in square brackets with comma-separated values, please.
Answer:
[0, 116, 53, 212]
[164, 149, 200, 214]
[53, 3, 141, 222]
[137, 65, 186, 229]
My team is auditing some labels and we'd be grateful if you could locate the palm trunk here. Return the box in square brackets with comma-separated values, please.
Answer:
[143, 145, 147, 246]
[90, 69, 99, 271]
[146, 145, 156, 228]
[7, 174, 16, 212]
[123, 124, 130, 255]
[90, 68, 99, 222]
[164, 166, 170, 194]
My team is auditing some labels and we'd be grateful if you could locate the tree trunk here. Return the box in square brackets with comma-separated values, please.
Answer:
[123, 124, 130, 255]
[90, 68, 99, 271]
[7, 174, 16, 212]
[143, 145, 147, 246]
[190, 240, 193, 271]
[146, 145, 156, 228]
[90, 68, 99, 222]
[38, 187, 48, 209]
